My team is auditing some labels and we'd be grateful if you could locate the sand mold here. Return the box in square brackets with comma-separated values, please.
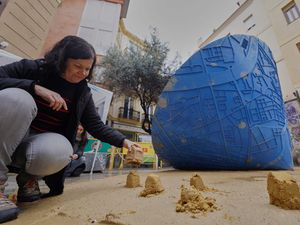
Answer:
[125, 171, 141, 188]
[139, 174, 164, 197]
[190, 173, 219, 192]
[267, 171, 300, 210]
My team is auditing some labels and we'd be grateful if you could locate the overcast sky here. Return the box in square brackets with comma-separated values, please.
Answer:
[125, 0, 239, 62]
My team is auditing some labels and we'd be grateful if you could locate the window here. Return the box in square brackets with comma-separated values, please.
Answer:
[123, 96, 132, 119]
[282, 1, 300, 24]
[77, 0, 121, 55]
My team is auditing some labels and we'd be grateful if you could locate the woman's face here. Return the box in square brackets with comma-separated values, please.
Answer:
[63, 58, 93, 83]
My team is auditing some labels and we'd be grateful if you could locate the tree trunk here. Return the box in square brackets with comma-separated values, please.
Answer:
[142, 115, 151, 134]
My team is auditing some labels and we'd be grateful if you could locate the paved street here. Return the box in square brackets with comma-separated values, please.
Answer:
[5, 166, 300, 225]
[4, 167, 164, 194]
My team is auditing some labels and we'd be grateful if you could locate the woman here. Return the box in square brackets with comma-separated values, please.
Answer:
[72, 124, 88, 161]
[0, 35, 139, 223]
[64, 124, 88, 177]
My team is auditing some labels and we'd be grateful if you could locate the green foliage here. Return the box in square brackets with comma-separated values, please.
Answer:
[101, 30, 178, 134]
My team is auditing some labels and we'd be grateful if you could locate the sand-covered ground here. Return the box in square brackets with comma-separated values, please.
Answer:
[7, 168, 300, 225]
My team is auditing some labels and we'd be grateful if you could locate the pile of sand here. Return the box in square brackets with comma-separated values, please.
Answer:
[190, 174, 206, 191]
[176, 185, 218, 214]
[125, 171, 141, 188]
[139, 174, 164, 197]
[267, 171, 300, 210]
[189, 173, 219, 193]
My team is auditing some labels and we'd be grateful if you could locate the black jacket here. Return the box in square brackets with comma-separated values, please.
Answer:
[0, 59, 125, 148]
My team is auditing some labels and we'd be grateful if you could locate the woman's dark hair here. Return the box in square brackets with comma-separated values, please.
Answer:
[44, 35, 96, 81]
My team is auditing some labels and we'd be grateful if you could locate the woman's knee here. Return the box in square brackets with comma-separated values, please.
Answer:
[14, 133, 73, 176]
[0, 88, 37, 163]
[0, 88, 37, 120]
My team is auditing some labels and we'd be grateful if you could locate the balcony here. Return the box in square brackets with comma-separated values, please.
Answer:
[118, 107, 140, 122]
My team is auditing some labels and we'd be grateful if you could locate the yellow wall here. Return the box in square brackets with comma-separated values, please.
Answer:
[0, 0, 61, 58]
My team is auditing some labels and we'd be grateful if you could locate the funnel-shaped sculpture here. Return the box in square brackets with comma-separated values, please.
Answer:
[152, 35, 292, 170]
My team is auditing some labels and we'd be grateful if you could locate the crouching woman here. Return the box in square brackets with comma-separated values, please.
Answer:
[0, 35, 139, 223]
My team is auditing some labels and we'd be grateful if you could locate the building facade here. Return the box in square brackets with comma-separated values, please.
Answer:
[41, 0, 87, 56]
[41, 0, 129, 61]
[265, 0, 300, 91]
[199, 0, 300, 101]
[0, 0, 62, 58]
[0, 0, 129, 60]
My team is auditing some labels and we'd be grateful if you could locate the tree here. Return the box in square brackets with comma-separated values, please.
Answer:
[101, 30, 178, 134]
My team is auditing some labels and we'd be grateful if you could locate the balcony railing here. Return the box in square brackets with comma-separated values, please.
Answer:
[118, 107, 140, 121]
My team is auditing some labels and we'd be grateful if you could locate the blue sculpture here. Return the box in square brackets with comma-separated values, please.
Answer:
[152, 35, 293, 170]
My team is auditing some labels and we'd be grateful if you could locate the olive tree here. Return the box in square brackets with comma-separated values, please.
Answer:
[101, 30, 178, 134]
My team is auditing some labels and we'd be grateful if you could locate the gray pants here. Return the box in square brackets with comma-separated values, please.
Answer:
[0, 88, 72, 183]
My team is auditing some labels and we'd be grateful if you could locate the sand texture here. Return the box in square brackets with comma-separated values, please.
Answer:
[176, 185, 218, 214]
[7, 168, 300, 225]
[267, 171, 300, 209]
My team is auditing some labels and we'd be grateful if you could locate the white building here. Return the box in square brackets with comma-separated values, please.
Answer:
[199, 0, 298, 101]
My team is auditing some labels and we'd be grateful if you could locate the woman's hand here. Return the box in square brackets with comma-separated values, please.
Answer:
[122, 139, 141, 152]
[34, 84, 68, 111]
[70, 154, 79, 160]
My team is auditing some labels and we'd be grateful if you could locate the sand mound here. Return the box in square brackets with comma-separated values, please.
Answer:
[176, 185, 218, 214]
[267, 172, 300, 210]
[139, 174, 164, 197]
[189, 173, 219, 192]
[126, 171, 141, 188]
[190, 174, 206, 191]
